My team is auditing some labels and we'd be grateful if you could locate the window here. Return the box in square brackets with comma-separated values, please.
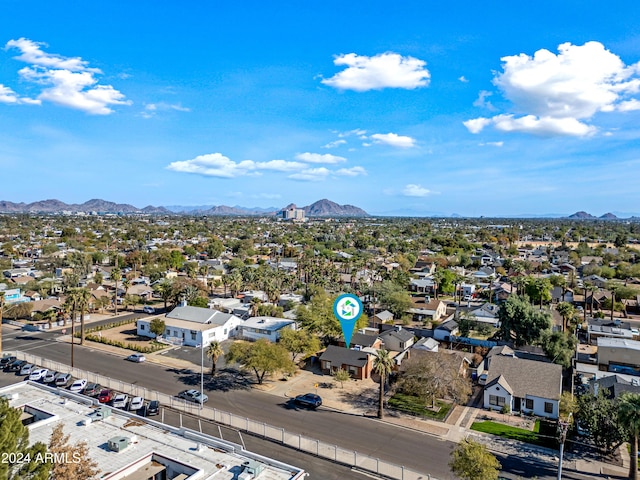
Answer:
[140, 324, 145, 331]
[191, 332, 197, 341]
[525, 399, 534, 410]
[544, 402, 553, 414]
[224, 328, 228, 335]
[489, 395, 505, 407]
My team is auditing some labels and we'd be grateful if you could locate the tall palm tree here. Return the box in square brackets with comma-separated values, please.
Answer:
[556, 302, 575, 333]
[206, 341, 224, 375]
[110, 267, 122, 316]
[153, 279, 173, 311]
[373, 349, 394, 419]
[618, 392, 640, 480]
[76, 287, 91, 345]
[64, 288, 81, 367]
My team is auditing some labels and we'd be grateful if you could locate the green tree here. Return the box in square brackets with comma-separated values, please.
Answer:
[377, 280, 413, 318]
[153, 279, 173, 311]
[333, 368, 351, 389]
[539, 331, 577, 368]
[618, 392, 640, 480]
[498, 294, 552, 347]
[206, 341, 224, 375]
[295, 289, 366, 341]
[556, 302, 575, 333]
[226, 339, 295, 384]
[449, 438, 501, 480]
[110, 267, 122, 315]
[576, 389, 625, 453]
[373, 349, 394, 419]
[0, 398, 52, 480]
[149, 318, 166, 337]
[278, 328, 321, 363]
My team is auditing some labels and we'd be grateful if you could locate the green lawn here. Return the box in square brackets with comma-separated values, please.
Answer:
[388, 393, 452, 421]
[471, 420, 550, 446]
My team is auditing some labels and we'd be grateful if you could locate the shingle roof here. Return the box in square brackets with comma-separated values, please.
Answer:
[166, 306, 234, 325]
[319, 345, 370, 368]
[485, 355, 562, 401]
[380, 328, 414, 343]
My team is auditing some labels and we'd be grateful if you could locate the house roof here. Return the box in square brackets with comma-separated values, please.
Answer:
[486, 374, 514, 395]
[435, 319, 458, 332]
[349, 332, 380, 348]
[485, 355, 562, 401]
[166, 306, 235, 325]
[242, 316, 295, 332]
[597, 337, 640, 351]
[379, 327, 414, 343]
[319, 345, 370, 368]
[374, 310, 394, 321]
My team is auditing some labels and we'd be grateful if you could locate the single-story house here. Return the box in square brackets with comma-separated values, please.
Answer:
[338, 332, 382, 350]
[592, 375, 640, 399]
[137, 305, 243, 347]
[413, 337, 439, 352]
[319, 345, 373, 380]
[588, 319, 634, 345]
[372, 310, 394, 326]
[407, 297, 447, 323]
[483, 355, 562, 419]
[597, 337, 640, 374]
[240, 316, 296, 342]
[434, 319, 459, 341]
[468, 303, 500, 327]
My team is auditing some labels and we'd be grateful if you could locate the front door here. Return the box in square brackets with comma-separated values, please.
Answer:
[514, 397, 521, 412]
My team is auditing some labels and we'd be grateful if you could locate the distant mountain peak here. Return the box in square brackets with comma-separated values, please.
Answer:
[567, 211, 596, 219]
[302, 199, 368, 217]
[600, 212, 618, 219]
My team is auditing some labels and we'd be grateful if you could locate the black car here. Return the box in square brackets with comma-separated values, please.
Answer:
[0, 355, 17, 367]
[294, 393, 322, 409]
[147, 400, 159, 416]
[5, 359, 27, 372]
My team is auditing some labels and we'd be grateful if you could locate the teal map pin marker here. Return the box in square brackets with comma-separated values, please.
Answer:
[333, 293, 363, 348]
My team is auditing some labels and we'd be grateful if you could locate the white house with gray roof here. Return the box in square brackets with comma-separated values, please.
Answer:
[482, 355, 562, 419]
[137, 305, 243, 347]
[240, 316, 296, 342]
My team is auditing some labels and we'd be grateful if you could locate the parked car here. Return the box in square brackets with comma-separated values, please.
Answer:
[0, 355, 17, 367]
[112, 394, 129, 409]
[126, 353, 146, 363]
[146, 400, 160, 416]
[5, 360, 26, 372]
[478, 374, 488, 386]
[28, 368, 49, 382]
[19, 363, 35, 376]
[177, 389, 208, 404]
[129, 396, 144, 411]
[83, 383, 102, 397]
[143, 306, 155, 314]
[69, 379, 88, 393]
[98, 389, 114, 404]
[294, 393, 322, 409]
[43, 371, 58, 383]
[54, 372, 72, 387]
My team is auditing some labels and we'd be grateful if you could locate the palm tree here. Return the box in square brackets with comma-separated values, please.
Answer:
[64, 288, 81, 367]
[110, 267, 122, 315]
[77, 288, 91, 345]
[556, 302, 575, 333]
[618, 392, 640, 480]
[373, 349, 394, 419]
[153, 279, 173, 311]
[206, 341, 224, 375]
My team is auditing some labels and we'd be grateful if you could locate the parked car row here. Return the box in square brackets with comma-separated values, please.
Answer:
[0, 355, 159, 417]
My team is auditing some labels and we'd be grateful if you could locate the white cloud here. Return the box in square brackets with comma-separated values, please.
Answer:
[459, 76, 469, 83]
[465, 41, 640, 136]
[338, 128, 367, 138]
[143, 102, 191, 118]
[618, 99, 640, 111]
[0, 84, 39, 105]
[288, 167, 331, 181]
[323, 139, 347, 148]
[479, 141, 504, 147]
[295, 152, 346, 164]
[463, 117, 492, 134]
[5, 37, 130, 115]
[321, 52, 430, 91]
[166, 154, 309, 178]
[336, 166, 367, 176]
[403, 184, 431, 197]
[370, 132, 416, 148]
[473, 90, 494, 109]
[254, 160, 307, 171]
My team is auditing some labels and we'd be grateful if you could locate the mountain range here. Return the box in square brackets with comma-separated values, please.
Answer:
[0, 198, 369, 217]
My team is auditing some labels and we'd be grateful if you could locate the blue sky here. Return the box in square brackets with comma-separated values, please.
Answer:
[2, 1, 640, 216]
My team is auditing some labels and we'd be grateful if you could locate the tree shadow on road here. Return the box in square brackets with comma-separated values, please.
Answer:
[172, 367, 252, 392]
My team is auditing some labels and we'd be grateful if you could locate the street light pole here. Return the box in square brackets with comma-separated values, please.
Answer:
[200, 337, 204, 409]
[557, 412, 572, 480]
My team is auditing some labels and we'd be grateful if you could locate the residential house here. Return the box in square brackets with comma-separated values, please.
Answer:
[379, 326, 415, 364]
[408, 297, 447, 323]
[412, 337, 439, 352]
[551, 286, 574, 304]
[482, 355, 563, 419]
[592, 375, 640, 399]
[583, 275, 608, 289]
[338, 332, 382, 350]
[468, 303, 500, 327]
[240, 316, 296, 342]
[434, 319, 459, 341]
[372, 310, 393, 326]
[319, 345, 373, 380]
[137, 305, 243, 347]
[410, 278, 435, 294]
[597, 338, 640, 375]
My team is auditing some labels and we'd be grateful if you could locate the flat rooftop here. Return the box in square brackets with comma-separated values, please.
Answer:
[1, 382, 304, 480]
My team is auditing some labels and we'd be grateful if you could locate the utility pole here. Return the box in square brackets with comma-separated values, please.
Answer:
[0, 292, 4, 353]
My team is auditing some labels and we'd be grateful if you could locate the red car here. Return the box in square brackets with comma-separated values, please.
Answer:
[98, 389, 113, 404]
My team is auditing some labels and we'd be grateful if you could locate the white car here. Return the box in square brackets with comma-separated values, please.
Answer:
[129, 396, 144, 411]
[143, 306, 155, 314]
[126, 353, 146, 363]
[43, 371, 58, 383]
[69, 379, 88, 393]
[112, 394, 129, 409]
[29, 368, 49, 382]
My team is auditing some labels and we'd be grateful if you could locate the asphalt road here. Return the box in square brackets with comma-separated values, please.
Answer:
[1, 325, 605, 480]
